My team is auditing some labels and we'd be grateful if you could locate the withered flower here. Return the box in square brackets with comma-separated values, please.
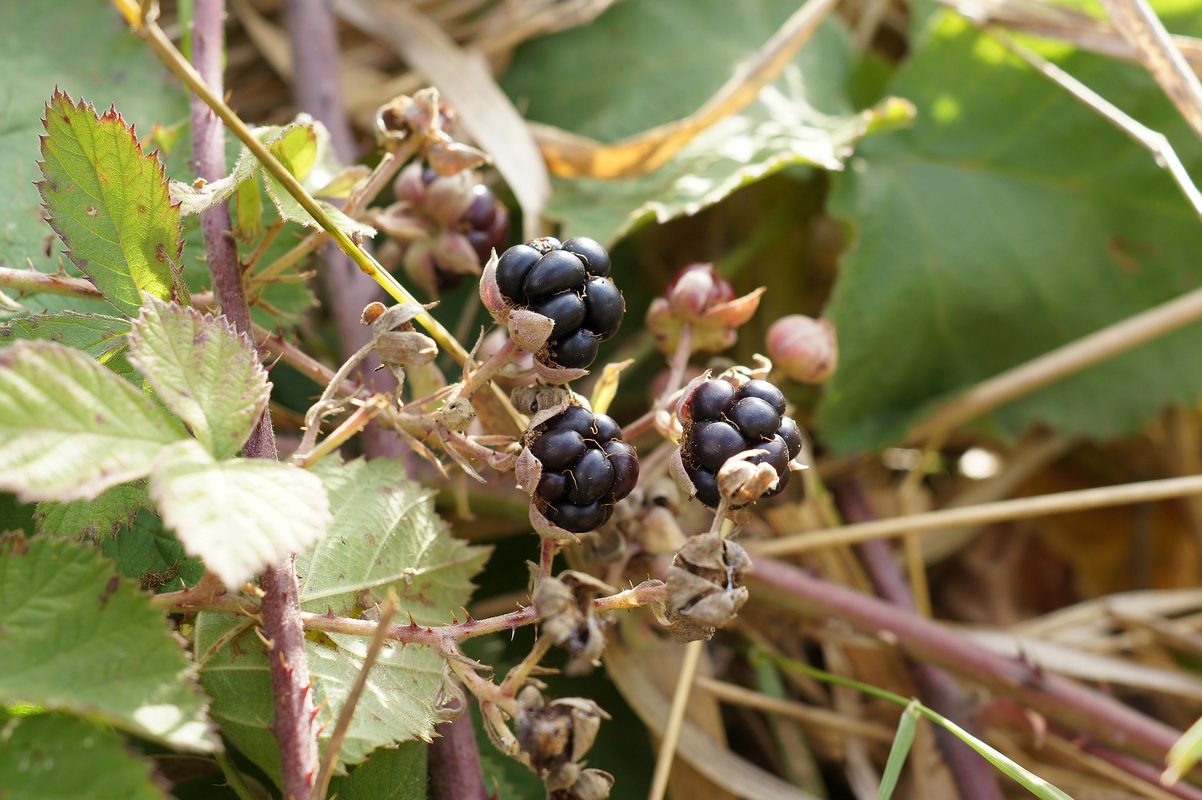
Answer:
[665, 532, 751, 643]
[516, 687, 610, 778]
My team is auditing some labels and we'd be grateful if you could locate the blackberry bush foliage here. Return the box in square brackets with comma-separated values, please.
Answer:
[0, 26, 839, 800]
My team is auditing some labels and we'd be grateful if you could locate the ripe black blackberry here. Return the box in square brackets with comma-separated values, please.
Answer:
[679, 377, 802, 508]
[495, 237, 624, 370]
[527, 406, 639, 533]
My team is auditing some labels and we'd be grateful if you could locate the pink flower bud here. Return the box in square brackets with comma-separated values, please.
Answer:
[666, 263, 734, 318]
[767, 315, 838, 384]
[647, 263, 765, 356]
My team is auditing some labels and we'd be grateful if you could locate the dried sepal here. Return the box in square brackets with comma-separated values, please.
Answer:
[508, 307, 556, 354]
[530, 498, 582, 545]
[534, 570, 616, 674]
[479, 248, 509, 319]
[717, 449, 780, 506]
[550, 768, 615, 800]
[512, 384, 572, 416]
[665, 532, 751, 643]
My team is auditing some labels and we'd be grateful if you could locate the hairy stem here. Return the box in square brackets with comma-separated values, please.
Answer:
[428, 707, 488, 800]
[0, 267, 103, 300]
[188, 3, 316, 795]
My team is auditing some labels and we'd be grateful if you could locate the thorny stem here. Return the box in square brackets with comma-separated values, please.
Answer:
[456, 337, 520, 400]
[184, 3, 317, 796]
[428, 707, 489, 800]
[538, 536, 558, 582]
[0, 267, 104, 300]
[747, 556, 1189, 768]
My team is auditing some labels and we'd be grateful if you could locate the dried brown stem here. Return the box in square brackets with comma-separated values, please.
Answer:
[747, 556, 1187, 768]
[753, 472, 1202, 556]
[310, 591, 399, 800]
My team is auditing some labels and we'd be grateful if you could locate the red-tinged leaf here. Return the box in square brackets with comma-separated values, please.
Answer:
[37, 89, 188, 317]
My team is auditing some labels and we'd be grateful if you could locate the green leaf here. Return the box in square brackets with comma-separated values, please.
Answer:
[0, 310, 137, 380]
[0, 306, 138, 381]
[1165, 714, 1202, 785]
[34, 480, 148, 540]
[545, 97, 907, 244]
[918, 707, 1073, 800]
[129, 297, 270, 459]
[197, 457, 488, 779]
[101, 509, 205, 593]
[150, 440, 330, 588]
[327, 742, 428, 800]
[0, 310, 129, 353]
[0, 537, 217, 751]
[0, 712, 169, 800]
[0, 3, 185, 317]
[301, 458, 490, 622]
[0, 341, 188, 502]
[37, 89, 188, 317]
[503, 0, 906, 242]
[170, 120, 374, 238]
[878, 701, 919, 800]
[817, 10, 1202, 452]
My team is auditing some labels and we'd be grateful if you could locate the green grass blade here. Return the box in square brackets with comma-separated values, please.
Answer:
[878, 701, 921, 800]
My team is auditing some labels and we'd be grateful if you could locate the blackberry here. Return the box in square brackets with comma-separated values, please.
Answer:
[493, 238, 626, 371]
[528, 407, 640, 533]
[680, 377, 802, 508]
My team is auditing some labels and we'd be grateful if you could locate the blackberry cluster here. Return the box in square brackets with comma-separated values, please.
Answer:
[496, 237, 625, 370]
[681, 378, 803, 508]
[529, 406, 639, 533]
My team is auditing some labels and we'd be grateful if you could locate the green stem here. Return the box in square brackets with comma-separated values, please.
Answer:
[215, 751, 262, 800]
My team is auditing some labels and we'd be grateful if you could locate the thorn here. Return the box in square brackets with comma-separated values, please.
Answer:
[462, 606, 475, 622]
[408, 611, 418, 628]
[253, 627, 274, 650]
[450, 610, 459, 624]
